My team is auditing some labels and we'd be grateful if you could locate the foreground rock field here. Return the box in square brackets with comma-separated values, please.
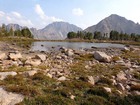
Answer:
[0, 41, 140, 105]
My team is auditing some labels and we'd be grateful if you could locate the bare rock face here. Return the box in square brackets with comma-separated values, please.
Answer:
[93, 51, 111, 62]
[0, 87, 24, 105]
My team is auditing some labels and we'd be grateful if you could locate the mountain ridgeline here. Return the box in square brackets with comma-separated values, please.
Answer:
[1, 14, 140, 40]
[85, 14, 140, 35]
[30, 22, 83, 40]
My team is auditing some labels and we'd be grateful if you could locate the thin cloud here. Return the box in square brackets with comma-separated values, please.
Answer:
[11, 11, 22, 18]
[35, 4, 63, 25]
[0, 11, 34, 27]
[72, 8, 84, 16]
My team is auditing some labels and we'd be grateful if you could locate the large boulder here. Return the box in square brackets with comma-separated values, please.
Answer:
[0, 87, 24, 105]
[93, 51, 111, 62]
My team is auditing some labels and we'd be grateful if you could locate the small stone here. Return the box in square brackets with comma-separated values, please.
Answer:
[117, 71, 127, 81]
[9, 52, 22, 61]
[66, 49, 74, 56]
[35, 54, 46, 61]
[70, 95, 75, 100]
[58, 76, 66, 81]
[47, 73, 53, 78]
[88, 76, 95, 85]
[25, 59, 41, 66]
[117, 83, 125, 91]
[122, 47, 130, 51]
[103, 87, 112, 93]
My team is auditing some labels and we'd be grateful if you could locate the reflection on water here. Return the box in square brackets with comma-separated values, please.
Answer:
[30, 41, 125, 51]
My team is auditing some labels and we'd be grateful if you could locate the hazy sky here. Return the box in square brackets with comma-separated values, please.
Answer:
[0, 0, 140, 29]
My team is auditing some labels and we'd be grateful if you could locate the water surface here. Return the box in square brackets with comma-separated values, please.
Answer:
[31, 41, 125, 51]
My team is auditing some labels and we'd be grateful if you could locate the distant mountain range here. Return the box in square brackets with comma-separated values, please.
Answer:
[85, 14, 140, 35]
[30, 22, 82, 40]
[6, 24, 24, 31]
[3, 14, 140, 40]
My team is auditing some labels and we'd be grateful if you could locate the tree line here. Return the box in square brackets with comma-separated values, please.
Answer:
[0, 24, 33, 38]
[67, 30, 140, 42]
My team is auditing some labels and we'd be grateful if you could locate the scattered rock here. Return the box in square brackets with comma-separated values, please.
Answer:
[117, 83, 125, 91]
[58, 76, 66, 81]
[35, 54, 46, 61]
[88, 76, 95, 85]
[103, 87, 112, 93]
[122, 47, 130, 51]
[70, 95, 75, 100]
[9, 52, 22, 61]
[47, 73, 53, 78]
[66, 49, 74, 56]
[93, 51, 111, 62]
[116, 71, 127, 81]
[0, 52, 6, 60]
[25, 59, 41, 66]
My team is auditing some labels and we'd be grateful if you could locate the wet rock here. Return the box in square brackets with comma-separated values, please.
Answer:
[0, 71, 17, 80]
[0, 87, 24, 105]
[93, 51, 111, 62]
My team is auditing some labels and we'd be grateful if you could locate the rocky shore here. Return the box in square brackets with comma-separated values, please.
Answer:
[0, 41, 140, 105]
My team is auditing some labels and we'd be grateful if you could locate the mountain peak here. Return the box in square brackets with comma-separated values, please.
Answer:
[31, 21, 82, 40]
[85, 14, 140, 35]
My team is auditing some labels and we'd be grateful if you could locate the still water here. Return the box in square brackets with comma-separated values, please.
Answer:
[30, 41, 125, 51]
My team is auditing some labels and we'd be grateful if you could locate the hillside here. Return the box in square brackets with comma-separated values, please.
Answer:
[85, 14, 140, 35]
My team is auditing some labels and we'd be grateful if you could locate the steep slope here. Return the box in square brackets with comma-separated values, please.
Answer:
[31, 22, 82, 40]
[85, 14, 140, 35]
